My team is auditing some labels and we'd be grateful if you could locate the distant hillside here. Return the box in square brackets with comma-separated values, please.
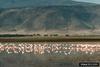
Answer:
[0, 5, 100, 35]
[0, 0, 96, 8]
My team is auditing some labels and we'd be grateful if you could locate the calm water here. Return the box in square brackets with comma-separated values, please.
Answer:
[0, 42, 100, 67]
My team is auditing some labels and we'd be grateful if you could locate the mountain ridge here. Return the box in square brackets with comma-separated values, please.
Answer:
[0, 5, 100, 35]
[0, 0, 99, 8]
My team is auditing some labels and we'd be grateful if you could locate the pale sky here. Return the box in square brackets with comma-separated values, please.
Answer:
[74, 0, 100, 4]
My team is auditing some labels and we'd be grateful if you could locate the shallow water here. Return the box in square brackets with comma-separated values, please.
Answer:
[0, 42, 100, 67]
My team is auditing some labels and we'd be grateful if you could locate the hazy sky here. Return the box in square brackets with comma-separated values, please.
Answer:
[74, 0, 100, 4]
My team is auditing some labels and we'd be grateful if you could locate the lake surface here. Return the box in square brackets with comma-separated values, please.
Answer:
[0, 42, 100, 67]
